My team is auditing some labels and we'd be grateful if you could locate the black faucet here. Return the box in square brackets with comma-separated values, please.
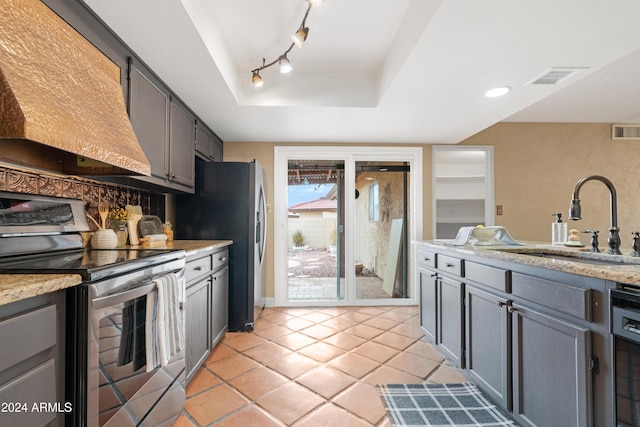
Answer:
[568, 175, 621, 255]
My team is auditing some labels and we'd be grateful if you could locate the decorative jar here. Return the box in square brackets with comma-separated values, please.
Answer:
[91, 229, 118, 249]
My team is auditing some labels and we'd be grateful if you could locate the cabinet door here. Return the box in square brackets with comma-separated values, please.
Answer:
[512, 303, 592, 427]
[211, 266, 229, 347]
[185, 278, 210, 383]
[128, 58, 170, 179]
[419, 266, 437, 343]
[169, 99, 195, 188]
[195, 120, 213, 160]
[437, 275, 464, 368]
[465, 285, 510, 409]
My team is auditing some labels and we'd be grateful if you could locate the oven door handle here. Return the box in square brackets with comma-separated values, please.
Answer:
[92, 282, 156, 309]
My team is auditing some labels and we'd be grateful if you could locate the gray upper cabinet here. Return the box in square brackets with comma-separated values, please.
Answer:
[128, 58, 194, 193]
[195, 120, 223, 162]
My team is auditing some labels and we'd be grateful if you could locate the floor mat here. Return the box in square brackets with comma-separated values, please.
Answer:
[377, 382, 518, 427]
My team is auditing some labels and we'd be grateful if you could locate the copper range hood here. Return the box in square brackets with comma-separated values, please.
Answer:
[0, 0, 150, 176]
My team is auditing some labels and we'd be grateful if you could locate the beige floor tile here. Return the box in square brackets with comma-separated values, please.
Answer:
[322, 331, 367, 351]
[405, 340, 445, 363]
[261, 311, 296, 324]
[427, 364, 469, 383]
[229, 367, 288, 401]
[362, 316, 399, 331]
[353, 341, 399, 363]
[204, 343, 237, 365]
[267, 353, 320, 379]
[213, 405, 282, 427]
[373, 331, 417, 350]
[328, 353, 379, 379]
[295, 403, 371, 427]
[296, 366, 355, 399]
[344, 324, 384, 340]
[207, 354, 261, 381]
[242, 341, 293, 364]
[389, 322, 425, 339]
[185, 368, 220, 397]
[184, 384, 248, 426]
[298, 341, 345, 363]
[181, 305, 469, 427]
[320, 317, 358, 331]
[299, 311, 335, 323]
[386, 351, 440, 379]
[257, 382, 324, 425]
[224, 332, 269, 352]
[333, 383, 386, 425]
[362, 365, 422, 386]
[253, 324, 293, 340]
[273, 331, 317, 351]
[299, 324, 339, 340]
[283, 317, 316, 331]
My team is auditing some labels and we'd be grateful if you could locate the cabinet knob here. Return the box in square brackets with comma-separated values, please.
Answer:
[219, 257, 227, 262]
[445, 263, 455, 268]
[430, 273, 437, 278]
[194, 266, 204, 271]
[497, 301, 505, 307]
[508, 305, 516, 313]
[424, 257, 431, 262]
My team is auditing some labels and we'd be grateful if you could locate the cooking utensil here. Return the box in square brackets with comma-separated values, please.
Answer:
[98, 202, 109, 230]
[85, 213, 102, 230]
[126, 205, 143, 245]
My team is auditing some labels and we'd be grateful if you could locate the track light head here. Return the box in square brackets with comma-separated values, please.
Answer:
[291, 27, 309, 48]
[279, 55, 293, 74]
[252, 72, 263, 88]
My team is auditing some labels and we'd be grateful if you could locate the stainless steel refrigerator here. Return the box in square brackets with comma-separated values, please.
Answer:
[175, 159, 267, 331]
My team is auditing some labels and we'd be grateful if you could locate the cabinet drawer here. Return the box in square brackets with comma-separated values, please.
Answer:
[465, 261, 510, 292]
[417, 248, 436, 269]
[0, 304, 56, 373]
[0, 358, 57, 427]
[438, 254, 464, 277]
[512, 272, 592, 321]
[186, 255, 212, 282]
[212, 248, 229, 272]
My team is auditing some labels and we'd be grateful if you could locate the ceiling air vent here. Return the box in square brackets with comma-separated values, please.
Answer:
[612, 124, 640, 140]
[527, 67, 587, 85]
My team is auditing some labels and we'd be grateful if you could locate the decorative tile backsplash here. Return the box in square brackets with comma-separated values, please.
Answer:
[0, 164, 165, 230]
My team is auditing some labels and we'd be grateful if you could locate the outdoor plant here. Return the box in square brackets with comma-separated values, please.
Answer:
[292, 230, 304, 247]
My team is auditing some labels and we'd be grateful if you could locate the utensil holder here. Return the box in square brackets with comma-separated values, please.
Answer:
[91, 229, 118, 249]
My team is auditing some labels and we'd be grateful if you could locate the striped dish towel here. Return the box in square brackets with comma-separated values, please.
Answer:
[149, 272, 185, 368]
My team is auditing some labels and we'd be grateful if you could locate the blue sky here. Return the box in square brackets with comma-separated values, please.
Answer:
[288, 184, 333, 207]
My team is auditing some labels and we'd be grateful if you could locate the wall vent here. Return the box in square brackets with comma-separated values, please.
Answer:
[612, 124, 640, 140]
[527, 67, 588, 85]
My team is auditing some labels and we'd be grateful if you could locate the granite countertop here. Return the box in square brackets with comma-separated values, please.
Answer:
[0, 274, 82, 307]
[419, 240, 640, 285]
[0, 240, 232, 308]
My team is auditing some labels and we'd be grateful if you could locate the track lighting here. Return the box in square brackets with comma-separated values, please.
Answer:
[279, 55, 293, 73]
[291, 27, 309, 48]
[250, 0, 323, 88]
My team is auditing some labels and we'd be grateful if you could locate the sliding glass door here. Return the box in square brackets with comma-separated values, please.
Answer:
[274, 147, 422, 307]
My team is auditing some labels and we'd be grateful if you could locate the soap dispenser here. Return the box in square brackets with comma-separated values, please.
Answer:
[552, 213, 567, 245]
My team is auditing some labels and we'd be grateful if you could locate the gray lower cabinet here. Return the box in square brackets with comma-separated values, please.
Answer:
[184, 246, 230, 384]
[417, 243, 604, 426]
[465, 284, 511, 409]
[436, 275, 464, 368]
[185, 277, 210, 384]
[511, 301, 591, 427]
[0, 291, 66, 427]
[418, 248, 437, 342]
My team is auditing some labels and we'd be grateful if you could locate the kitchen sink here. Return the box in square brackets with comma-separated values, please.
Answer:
[494, 249, 640, 266]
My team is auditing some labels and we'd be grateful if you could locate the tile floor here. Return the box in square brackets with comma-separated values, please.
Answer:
[173, 305, 467, 426]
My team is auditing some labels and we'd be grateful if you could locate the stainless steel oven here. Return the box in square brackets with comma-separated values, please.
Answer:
[611, 286, 640, 426]
[0, 192, 186, 426]
[75, 255, 185, 427]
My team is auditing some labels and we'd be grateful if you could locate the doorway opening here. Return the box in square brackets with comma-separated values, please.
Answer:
[274, 147, 422, 307]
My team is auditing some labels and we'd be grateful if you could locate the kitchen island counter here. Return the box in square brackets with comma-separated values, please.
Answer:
[418, 240, 640, 284]
[166, 239, 233, 256]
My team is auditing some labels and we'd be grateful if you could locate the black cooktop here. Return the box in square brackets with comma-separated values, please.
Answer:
[0, 248, 185, 282]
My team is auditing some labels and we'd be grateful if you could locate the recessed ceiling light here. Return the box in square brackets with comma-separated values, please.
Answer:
[484, 86, 511, 98]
